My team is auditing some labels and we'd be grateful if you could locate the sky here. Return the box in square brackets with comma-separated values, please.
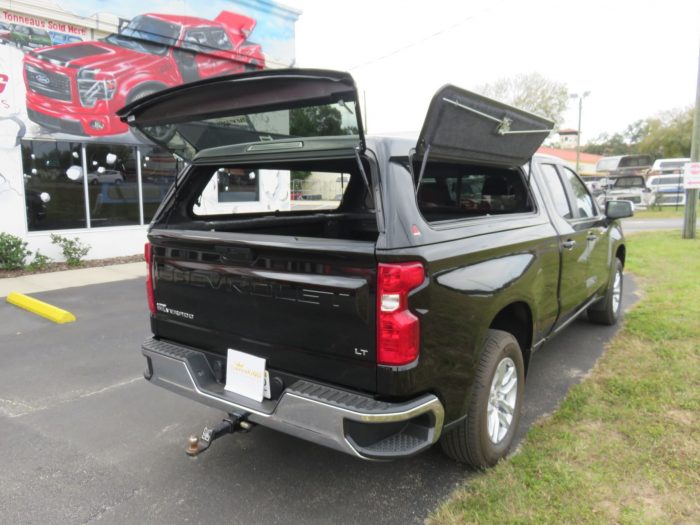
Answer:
[288, 0, 700, 144]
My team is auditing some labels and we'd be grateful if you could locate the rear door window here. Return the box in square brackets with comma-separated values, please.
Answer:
[539, 164, 572, 219]
[560, 166, 597, 218]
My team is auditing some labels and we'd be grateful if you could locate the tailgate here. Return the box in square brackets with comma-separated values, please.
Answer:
[149, 229, 378, 392]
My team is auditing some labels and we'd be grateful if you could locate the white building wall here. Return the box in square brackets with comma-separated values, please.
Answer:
[26, 226, 148, 260]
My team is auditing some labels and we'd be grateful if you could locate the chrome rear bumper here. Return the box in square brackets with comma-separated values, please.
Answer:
[142, 338, 444, 459]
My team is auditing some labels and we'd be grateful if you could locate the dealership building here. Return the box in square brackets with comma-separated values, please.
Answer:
[0, 0, 299, 261]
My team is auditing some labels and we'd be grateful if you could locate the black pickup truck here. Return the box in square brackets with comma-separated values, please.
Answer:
[119, 69, 633, 468]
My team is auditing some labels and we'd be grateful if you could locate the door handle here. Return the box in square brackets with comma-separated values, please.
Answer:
[562, 239, 576, 250]
[587, 233, 598, 241]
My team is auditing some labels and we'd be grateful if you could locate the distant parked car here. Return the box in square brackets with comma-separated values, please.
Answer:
[9, 25, 51, 51]
[648, 158, 689, 177]
[71, 169, 124, 185]
[596, 154, 653, 177]
[597, 174, 652, 209]
[93, 169, 125, 184]
[582, 175, 615, 197]
[647, 174, 685, 207]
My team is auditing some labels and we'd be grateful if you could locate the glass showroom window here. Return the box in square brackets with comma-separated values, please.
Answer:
[22, 140, 178, 231]
[86, 143, 140, 227]
[22, 140, 86, 231]
[140, 145, 180, 223]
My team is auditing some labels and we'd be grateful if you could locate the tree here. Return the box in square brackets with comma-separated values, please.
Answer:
[636, 107, 693, 159]
[289, 105, 346, 137]
[475, 72, 569, 130]
[582, 133, 629, 156]
[582, 106, 693, 159]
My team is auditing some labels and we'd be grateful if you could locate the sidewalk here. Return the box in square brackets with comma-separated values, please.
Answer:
[0, 262, 146, 298]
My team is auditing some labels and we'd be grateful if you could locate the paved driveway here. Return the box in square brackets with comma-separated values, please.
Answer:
[0, 277, 637, 524]
[622, 216, 698, 232]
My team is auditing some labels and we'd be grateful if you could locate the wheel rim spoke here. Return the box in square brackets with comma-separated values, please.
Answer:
[499, 399, 514, 416]
[488, 405, 499, 440]
[612, 270, 622, 312]
[501, 375, 517, 397]
[487, 356, 518, 444]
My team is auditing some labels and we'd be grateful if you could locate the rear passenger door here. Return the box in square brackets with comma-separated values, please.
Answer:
[557, 165, 610, 298]
[537, 163, 593, 325]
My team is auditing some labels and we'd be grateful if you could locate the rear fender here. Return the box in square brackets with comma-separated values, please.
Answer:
[434, 253, 539, 421]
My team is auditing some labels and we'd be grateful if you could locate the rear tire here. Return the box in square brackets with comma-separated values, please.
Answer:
[588, 258, 623, 325]
[441, 329, 525, 468]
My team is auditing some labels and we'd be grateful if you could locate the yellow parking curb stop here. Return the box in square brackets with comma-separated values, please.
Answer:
[6, 292, 76, 324]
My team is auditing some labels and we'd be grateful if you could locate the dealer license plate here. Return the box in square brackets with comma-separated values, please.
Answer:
[225, 349, 270, 402]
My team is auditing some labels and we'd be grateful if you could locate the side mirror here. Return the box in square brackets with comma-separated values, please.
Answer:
[606, 200, 634, 220]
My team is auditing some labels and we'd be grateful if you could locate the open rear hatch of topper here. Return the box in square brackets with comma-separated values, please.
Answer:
[117, 68, 364, 161]
[416, 85, 554, 167]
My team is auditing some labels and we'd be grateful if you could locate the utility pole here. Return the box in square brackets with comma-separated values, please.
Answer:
[571, 91, 590, 173]
[683, 41, 700, 239]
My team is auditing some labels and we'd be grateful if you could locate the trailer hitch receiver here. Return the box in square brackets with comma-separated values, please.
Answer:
[186, 413, 253, 457]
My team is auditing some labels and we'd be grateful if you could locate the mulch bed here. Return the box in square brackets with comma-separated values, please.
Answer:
[0, 254, 144, 279]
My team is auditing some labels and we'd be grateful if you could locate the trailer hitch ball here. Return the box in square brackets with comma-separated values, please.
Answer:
[186, 435, 200, 456]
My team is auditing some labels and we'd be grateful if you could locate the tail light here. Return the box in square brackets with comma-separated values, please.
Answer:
[377, 262, 425, 366]
[144, 242, 155, 315]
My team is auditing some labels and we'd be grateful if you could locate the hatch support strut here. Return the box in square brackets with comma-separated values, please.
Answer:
[354, 147, 375, 209]
[415, 144, 431, 195]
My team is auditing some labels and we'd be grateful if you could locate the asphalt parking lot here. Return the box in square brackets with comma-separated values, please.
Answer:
[0, 277, 637, 525]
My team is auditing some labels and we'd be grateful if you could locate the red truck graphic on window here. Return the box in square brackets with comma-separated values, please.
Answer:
[22, 11, 264, 136]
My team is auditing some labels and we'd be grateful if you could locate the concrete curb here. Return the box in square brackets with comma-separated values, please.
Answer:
[0, 262, 146, 298]
[6, 292, 76, 324]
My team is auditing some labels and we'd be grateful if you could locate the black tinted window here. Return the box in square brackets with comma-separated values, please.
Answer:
[619, 155, 651, 168]
[417, 163, 532, 223]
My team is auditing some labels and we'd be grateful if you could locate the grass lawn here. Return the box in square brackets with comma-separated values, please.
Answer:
[428, 231, 700, 525]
